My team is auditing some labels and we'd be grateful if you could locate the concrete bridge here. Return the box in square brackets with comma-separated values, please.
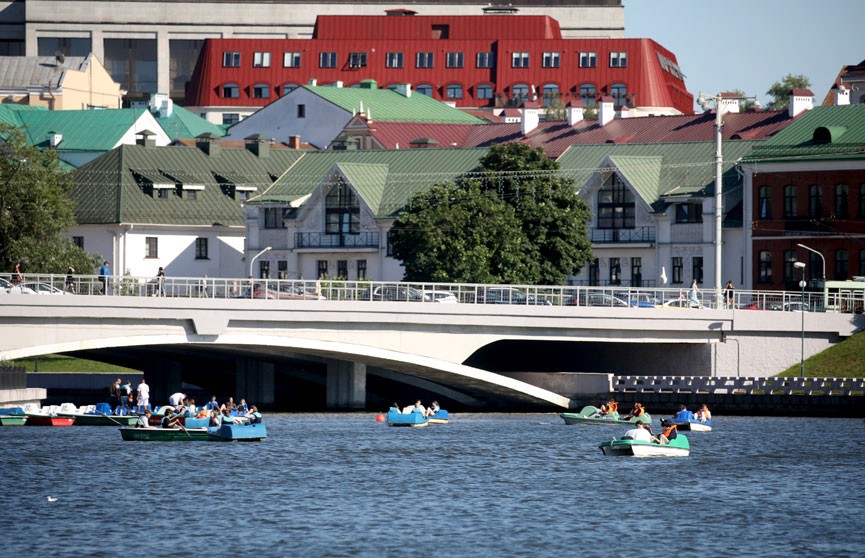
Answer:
[0, 294, 861, 410]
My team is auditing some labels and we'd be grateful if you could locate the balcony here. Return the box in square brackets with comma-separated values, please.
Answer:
[590, 227, 656, 243]
[294, 232, 380, 249]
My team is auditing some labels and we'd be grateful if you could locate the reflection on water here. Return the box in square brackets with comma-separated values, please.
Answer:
[2, 414, 863, 556]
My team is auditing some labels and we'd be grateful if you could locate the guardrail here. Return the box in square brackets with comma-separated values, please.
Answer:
[614, 375, 865, 396]
[0, 273, 860, 314]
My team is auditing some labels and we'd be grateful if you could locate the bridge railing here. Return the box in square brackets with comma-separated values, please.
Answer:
[0, 273, 854, 314]
[613, 375, 865, 396]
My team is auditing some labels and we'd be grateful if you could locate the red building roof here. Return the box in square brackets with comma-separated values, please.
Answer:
[186, 14, 692, 113]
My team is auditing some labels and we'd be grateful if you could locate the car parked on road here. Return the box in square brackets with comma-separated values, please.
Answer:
[476, 287, 551, 305]
[364, 285, 430, 302]
[565, 291, 629, 307]
[426, 290, 458, 303]
[662, 298, 704, 309]
[23, 282, 68, 295]
[623, 292, 661, 308]
[0, 277, 36, 294]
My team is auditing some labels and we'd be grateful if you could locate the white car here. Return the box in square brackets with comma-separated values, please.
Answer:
[427, 290, 458, 303]
[662, 298, 704, 309]
[23, 282, 68, 295]
[0, 277, 36, 294]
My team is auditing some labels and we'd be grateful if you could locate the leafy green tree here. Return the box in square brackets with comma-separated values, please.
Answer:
[391, 143, 593, 285]
[0, 123, 99, 274]
[766, 74, 812, 111]
[544, 95, 566, 121]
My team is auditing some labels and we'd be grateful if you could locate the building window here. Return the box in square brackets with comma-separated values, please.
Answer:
[512, 83, 529, 102]
[446, 84, 463, 99]
[253, 52, 271, 67]
[784, 250, 797, 283]
[282, 83, 299, 95]
[222, 83, 239, 98]
[386, 52, 403, 68]
[349, 52, 367, 68]
[675, 203, 703, 223]
[416, 52, 434, 68]
[579, 51, 597, 68]
[264, 208, 286, 229]
[610, 83, 627, 107]
[145, 237, 158, 258]
[759, 251, 772, 283]
[541, 84, 559, 106]
[511, 52, 529, 68]
[258, 260, 270, 280]
[809, 252, 821, 281]
[588, 258, 599, 286]
[297, 104, 306, 118]
[195, 238, 209, 260]
[186, 190, 198, 201]
[317, 260, 328, 279]
[692, 257, 703, 284]
[283, 52, 301, 68]
[759, 186, 772, 219]
[104, 38, 157, 100]
[543, 52, 560, 68]
[223, 113, 239, 126]
[223, 51, 240, 67]
[476, 52, 494, 68]
[386, 230, 394, 257]
[609, 51, 627, 68]
[416, 84, 433, 97]
[446, 52, 464, 68]
[326, 183, 360, 234]
[609, 257, 621, 285]
[809, 184, 822, 217]
[158, 188, 171, 199]
[476, 84, 493, 99]
[835, 184, 849, 218]
[253, 84, 270, 99]
[579, 84, 596, 106]
[320, 52, 337, 68]
[73, 236, 84, 248]
[169, 39, 205, 100]
[835, 249, 849, 280]
[597, 174, 635, 229]
[39, 37, 91, 58]
[278, 260, 288, 280]
[631, 257, 642, 287]
[784, 185, 798, 217]
[337, 260, 348, 279]
[860, 184, 865, 217]
[672, 257, 683, 284]
[357, 259, 367, 280]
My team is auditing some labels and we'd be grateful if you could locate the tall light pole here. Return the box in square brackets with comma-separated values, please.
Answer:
[249, 246, 272, 278]
[794, 261, 806, 378]
[796, 243, 825, 283]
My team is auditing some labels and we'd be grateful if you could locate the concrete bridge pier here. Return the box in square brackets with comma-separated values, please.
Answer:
[145, 360, 182, 405]
[326, 359, 366, 410]
[235, 358, 275, 407]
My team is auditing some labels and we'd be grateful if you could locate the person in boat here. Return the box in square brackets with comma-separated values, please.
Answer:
[621, 402, 646, 421]
[236, 399, 249, 414]
[428, 401, 441, 416]
[244, 405, 263, 424]
[600, 399, 618, 415]
[412, 400, 426, 414]
[389, 402, 401, 414]
[135, 409, 152, 428]
[221, 397, 237, 414]
[621, 421, 653, 442]
[657, 419, 678, 445]
[209, 409, 222, 427]
[220, 407, 237, 425]
[160, 408, 182, 429]
[695, 404, 712, 422]
[206, 395, 220, 410]
[672, 404, 689, 421]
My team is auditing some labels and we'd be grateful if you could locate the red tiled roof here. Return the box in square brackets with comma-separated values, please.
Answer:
[367, 122, 479, 149]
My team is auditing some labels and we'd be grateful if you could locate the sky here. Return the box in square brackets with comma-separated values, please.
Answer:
[626, 0, 865, 111]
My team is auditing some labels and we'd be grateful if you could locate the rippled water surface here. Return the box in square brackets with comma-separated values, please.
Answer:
[2, 414, 863, 557]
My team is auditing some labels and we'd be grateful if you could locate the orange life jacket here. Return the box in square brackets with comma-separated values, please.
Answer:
[633, 406, 644, 417]
[609, 402, 618, 413]
[662, 424, 677, 438]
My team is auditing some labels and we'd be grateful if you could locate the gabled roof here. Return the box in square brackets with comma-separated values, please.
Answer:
[0, 56, 89, 89]
[742, 105, 865, 164]
[304, 85, 485, 124]
[72, 143, 304, 225]
[156, 104, 226, 141]
[0, 105, 149, 151]
[363, 121, 479, 149]
[249, 148, 490, 217]
[607, 155, 663, 207]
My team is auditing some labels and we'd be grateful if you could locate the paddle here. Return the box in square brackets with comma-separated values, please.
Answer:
[99, 412, 124, 427]
[176, 419, 193, 439]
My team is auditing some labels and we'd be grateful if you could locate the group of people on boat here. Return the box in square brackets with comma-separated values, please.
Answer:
[132, 393, 263, 428]
[390, 400, 440, 417]
[591, 399, 646, 420]
[673, 403, 712, 423]
[620, 419, 678, 445]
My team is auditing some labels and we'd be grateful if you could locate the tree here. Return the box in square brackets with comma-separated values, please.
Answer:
[0, 123, 99, 274]
[766, 74, 812, 111]
[544, 95, 566, 121]
[390, 143, 593, 285]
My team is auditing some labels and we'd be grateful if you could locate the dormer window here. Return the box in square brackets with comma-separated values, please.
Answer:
[326, 181, 360, 234]
[597, 174, 634, 229]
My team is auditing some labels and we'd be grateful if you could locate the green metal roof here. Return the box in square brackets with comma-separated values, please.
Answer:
[250, 148, 490, 217]
[156, 105, 226, 141]
[73, 143, 304, 225]
[607, 155, 663, 207]
[305, 85, 484, 125]
[743, 105, 865, 164]
[10, 108, 149, 150]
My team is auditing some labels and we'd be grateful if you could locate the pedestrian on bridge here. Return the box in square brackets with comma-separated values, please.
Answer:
[98, 261, 110, 295]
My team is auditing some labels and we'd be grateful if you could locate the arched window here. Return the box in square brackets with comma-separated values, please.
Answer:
[475, 84, 493, 100]
[759, 251, 772, 283]
[783, 185, 797, 217]
[281, 83, 299, 96]
[784, 250, 797, 283]
[597, 174, 635, 230]
[835, 184, 849, 218]
[511, 83, 530, 102]
[610, 83, 627, 107]
[541, 84, 559, 106]
[252, 83, 270, 99]
[579, 84, 596, 106]
[809, 184, 823, 217]
[445, 83, 463, 99]
[835, 249, 849, 280]
[222, 83, 239, 98]
[415, 84, 433, 97]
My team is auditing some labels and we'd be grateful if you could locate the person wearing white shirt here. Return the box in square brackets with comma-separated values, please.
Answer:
[136, 379, 150, 412]
[622, 421, 653, 442]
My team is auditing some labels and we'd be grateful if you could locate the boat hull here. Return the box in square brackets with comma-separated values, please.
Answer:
[673, 420, 712, 432]
[561, 406, 652, 426]
[26, 416, 75, 426]
[209, 423, 267, 441]
[58, 413, 139, 426]
[386, 410, 428, 427]
[0, 415, 27, 426]
[599, 436, 690, 457]
[119, 426, 211, 441]
[427, 410, 449, 424]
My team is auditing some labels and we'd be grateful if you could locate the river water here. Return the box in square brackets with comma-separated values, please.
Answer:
[1, 414, 863, 557]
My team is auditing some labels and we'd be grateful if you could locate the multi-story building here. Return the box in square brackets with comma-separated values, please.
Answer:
[185, 12, 690, 124]
[1, 0, 623, 104]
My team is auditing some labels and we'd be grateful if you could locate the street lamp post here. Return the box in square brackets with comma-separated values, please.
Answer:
[796, 243, 825, 283]
[794, 261, 806, 378]
[249, 246, 272, 278]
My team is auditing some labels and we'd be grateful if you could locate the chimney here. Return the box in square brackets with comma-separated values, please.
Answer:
[520, 101, 540, 135]
[598, 96, 615, 126]
[718, 92, 741, 115]
[335, 80, 344, 88]
[288, 136, 301, 149]
[834, 83, 850, 106]
[618, 105, 631, 119]
[308, 78, 317, 87]
[136, 129, 157, 147]
[195, 132, 221, 156]
[566, 100, 585, 126]
[394, 83, 411, 98]
[245, 133, 270, 158]
[149, 93, 173, 118]
[49, 131, 63, 147]
[788, 88, 814, 117]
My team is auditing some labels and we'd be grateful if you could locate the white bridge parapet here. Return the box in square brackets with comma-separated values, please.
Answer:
[614, 376, 865, 396]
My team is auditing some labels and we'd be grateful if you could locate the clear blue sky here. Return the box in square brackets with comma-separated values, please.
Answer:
[626, 0, 865, 110]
